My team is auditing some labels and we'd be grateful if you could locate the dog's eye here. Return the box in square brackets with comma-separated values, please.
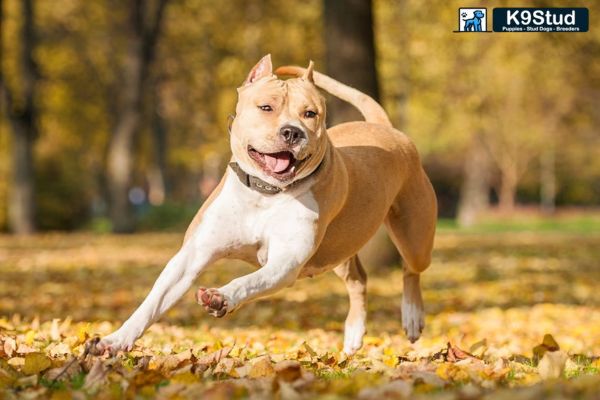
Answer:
[304, 110, 317, 119]
[258, 105, 273, 112]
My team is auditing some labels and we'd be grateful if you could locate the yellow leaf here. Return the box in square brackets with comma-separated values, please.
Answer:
[24, 331, 36, 346]
[436, 363, 469, 383]
[76, 323, 91, 345]
[22, 353, 52, 375]
[0, 359, 19, 387]
[302, 342, 317, 358]
[383, 354, 398, 368]
[50, 390, 73, 400]
[248, 355, 275, 378]
[171, 371, 198, 384]
[469, 339, 488, 357]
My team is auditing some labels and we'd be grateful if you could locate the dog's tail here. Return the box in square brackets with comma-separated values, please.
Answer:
[275, 66, 392, 127]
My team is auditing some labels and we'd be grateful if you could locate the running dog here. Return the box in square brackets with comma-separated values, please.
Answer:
[96, 55, 437, 355]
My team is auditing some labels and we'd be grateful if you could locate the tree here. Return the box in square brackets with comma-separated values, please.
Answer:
[0, 0, 39, 234]
[323, 0, 380, 124]
[457, 133, 491, 226]
[106, 0, 168, 232]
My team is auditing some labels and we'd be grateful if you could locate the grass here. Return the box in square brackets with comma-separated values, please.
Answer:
[437, 212, 600, 233]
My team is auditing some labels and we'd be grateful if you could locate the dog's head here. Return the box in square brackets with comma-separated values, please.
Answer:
[474, 10, 484, 18]
[230, 54, 327, 188]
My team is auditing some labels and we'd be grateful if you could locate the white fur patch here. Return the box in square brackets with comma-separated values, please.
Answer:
[343, 318, 366, 355]
[99, 170, 320, 352]
[401, 299, 424, 343]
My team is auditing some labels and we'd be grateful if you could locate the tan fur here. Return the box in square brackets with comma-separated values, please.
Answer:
[188, 63, 437, 279]
[276, 65, 392, 127]
[186, 58, 437, 343]
[98, 57, 438, 354]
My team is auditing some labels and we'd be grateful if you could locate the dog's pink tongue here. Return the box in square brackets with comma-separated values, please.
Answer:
[264, 152, 292, 173]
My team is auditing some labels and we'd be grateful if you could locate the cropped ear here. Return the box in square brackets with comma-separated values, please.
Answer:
[302, 60, 314, 83]
[243, 54, 273, 86]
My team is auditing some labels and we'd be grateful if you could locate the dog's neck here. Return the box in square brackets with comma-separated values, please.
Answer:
[228, 157, 325, 195]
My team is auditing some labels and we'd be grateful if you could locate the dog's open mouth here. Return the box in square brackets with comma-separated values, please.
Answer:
[248, 146, 301, 180]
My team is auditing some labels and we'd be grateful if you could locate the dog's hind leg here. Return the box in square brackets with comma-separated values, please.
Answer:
[384, 171, 437, 343]
[334, 255, 367, 355]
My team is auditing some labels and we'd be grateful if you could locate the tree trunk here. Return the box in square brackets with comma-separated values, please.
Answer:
[106, 0, 168, 232]
[323, 0, 380, 125]
[0, 0, 39, 234]
[498, 164, 518, 212]
[8, 122, 36, 234]
[457, 135, 490, 227]
[107, 35, 143, 232]
[147, 87, 168, 206]
[540, 146, 556, 215]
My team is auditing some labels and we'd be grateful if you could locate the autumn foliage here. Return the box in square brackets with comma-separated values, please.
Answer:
[1, 231, 599, 398]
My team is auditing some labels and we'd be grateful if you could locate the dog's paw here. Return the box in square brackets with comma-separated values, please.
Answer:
[343, 320, 366, 356]
[402, 301, 424, 343]
[94, 331, 135, 356]
[196, 287, 229, 318]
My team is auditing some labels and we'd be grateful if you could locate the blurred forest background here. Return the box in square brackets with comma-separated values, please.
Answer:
[1, 0, 599, 234]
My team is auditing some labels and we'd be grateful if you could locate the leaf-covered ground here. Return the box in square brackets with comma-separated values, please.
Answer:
[1, 231, 599, 399]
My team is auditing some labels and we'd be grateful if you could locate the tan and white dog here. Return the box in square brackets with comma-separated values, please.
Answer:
[97, 55, 437, 355]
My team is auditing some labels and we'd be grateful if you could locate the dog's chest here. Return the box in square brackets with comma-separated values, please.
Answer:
[215, 176, 320, 262]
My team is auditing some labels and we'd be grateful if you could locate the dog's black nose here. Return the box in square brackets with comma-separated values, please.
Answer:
[279, 125, 306, 145]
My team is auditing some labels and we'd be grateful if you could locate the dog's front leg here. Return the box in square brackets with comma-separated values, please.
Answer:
[97, 222, 227, 353]
[197, 234, 316, 316]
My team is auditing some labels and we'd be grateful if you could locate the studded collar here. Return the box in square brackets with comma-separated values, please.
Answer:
[228, 159, 323, 195]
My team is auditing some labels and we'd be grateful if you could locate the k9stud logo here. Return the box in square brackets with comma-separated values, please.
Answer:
[493, 8, 589, 32]
[454, 7, 589, 33]
[456, 8, 489, 32]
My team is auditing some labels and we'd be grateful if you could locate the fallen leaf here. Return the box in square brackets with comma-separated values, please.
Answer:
[196, 346, 232, 366]
[436, 363, 470, 382]
[533, 334, 560, 364]
[248, 355, 275, 378]
[469, 339, 488, 357]
[213, 357, 237, 377]
[3, 337, 16, 358]
[76, 323, 91, 345]
[447, 342, 477, 362]
[16, 343, 37, 354]
[7, 357, 24, 368]
[302, 342, 317, 358]
[153, 349, 194, 373]
[412, 371, 446, 388]
[15, 374, 38, 389]
[24, 330, 36, 345]
[275, 360, 302, 383]
[43, 358, 82, 382]
[22, 352, 52, 375]
[83, 359, 108, 391]
[358, 380, 412, 400]
[538, 350, 568, 380]
[0, 359, 19, 387]
[50, 319, 61, 341]
[276, 380, 302, 400]
[47, 342, 71, 357]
